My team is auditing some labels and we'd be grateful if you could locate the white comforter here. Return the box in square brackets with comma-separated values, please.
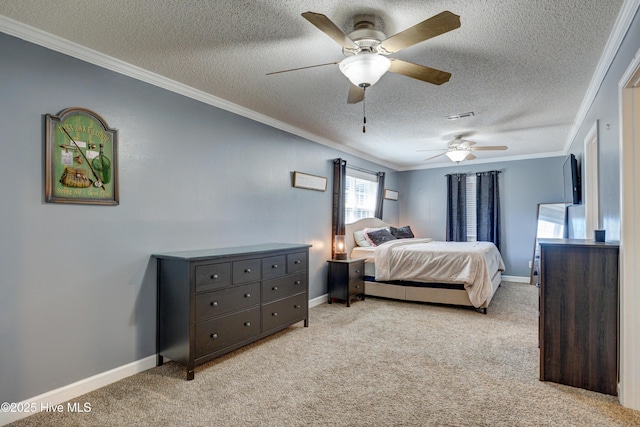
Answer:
[373, 238, 505, 307]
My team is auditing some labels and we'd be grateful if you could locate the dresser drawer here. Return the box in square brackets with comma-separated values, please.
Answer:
[287, 251, 307, 274]
[233, 258, 261, 284]
[195, 307, 260, 358]
[195, 282, 260, 321]
[349, 261, 364, 280]
[262, 273, 306, 303]
[262, 255, 286, 280]
[195, 262, 231, 292]
[349, 278, 364, 296]
[262, 292, 308, 332]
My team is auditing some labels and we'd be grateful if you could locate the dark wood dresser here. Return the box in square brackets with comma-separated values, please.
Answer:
[153, 243, 311, 380]
[538, 238, 619, 395]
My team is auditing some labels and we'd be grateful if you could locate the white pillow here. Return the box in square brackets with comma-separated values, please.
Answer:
[353, 230, 371, 247]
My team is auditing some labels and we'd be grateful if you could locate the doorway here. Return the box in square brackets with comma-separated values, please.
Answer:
[619, 50, 640, 411]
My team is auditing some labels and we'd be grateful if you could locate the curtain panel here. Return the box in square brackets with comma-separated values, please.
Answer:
[446, 173, 467, 242]
[375, 172, 385, 219]
[332, 158, 347, 258]
[476, 170, 501, 251]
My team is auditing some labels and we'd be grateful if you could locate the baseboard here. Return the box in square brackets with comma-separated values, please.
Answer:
[2, 293, 334, 426]
[309, 293, 327, 308]
[501, 275, 531, 283]
[0, 355, 156, 426]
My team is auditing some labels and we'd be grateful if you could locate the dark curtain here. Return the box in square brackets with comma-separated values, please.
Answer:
[446, 173, 467, 242]
[332, 158, 347, 258]
[374, 172, 385, 219]
[476, 170, 501, 251]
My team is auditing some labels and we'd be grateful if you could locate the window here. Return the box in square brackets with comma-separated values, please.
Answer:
[345, 169, 378, 224]
[466, 174, 477, 241]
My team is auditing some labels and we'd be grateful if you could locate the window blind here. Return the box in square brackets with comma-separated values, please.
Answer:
[466, 174, 477, 241]
[345, 172, 378, 224]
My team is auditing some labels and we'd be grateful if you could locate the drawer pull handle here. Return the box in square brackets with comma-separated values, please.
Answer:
[355, 270, 360, 274]
[294, 305, 301, 309]
[244, 322, 251, 327]
[272, 264, 278, 269]
[272, 312, 278, 317]
[210, 274, 218, 279]
[210, 333, 218, 339]
[210, 301, 218, 307]
[245, 268, 251, 273]
[355, 285, 360, 289]
[245, 293, 251, 298]
[295, 280, 301, 285]
[295, 260, 301, 264]
[272, 286, 278, 291]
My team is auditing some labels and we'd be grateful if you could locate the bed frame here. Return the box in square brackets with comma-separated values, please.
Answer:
[344, 218, 502, 313]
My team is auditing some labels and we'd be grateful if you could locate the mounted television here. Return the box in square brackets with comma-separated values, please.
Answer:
[563, 153, 581, 205]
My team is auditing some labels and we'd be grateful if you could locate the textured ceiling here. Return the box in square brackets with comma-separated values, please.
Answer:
[0, 0, 626, 170]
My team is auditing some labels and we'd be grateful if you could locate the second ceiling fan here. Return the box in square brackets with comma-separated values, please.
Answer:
[422, 136, 508, 163]
[268, 10, 461, 104]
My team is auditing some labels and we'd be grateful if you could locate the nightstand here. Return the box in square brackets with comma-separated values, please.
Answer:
[327, 258, 365, 307]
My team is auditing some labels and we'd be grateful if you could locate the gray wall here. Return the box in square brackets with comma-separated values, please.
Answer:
[564, 6, 640, 241]
[0, 33, 398, 403]
[398, 157, 565, 277]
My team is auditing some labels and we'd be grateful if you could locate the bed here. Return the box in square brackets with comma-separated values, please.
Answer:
[345, 218, 505, 313]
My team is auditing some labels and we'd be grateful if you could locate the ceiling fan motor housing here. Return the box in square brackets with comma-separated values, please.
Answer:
[343, 21, 387, 55]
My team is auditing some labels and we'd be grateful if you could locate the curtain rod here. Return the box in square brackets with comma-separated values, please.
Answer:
[347, 164, 381, 176]
[444, 169, 503, 177]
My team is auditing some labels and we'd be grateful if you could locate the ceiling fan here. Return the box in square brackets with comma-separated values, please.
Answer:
[267, 10, 461, 104]
[422, 136, 508, 163]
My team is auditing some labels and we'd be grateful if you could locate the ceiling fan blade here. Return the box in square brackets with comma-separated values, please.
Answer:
[347, 83, 365, 104]
[424, 152, 447, 161]
[465, 153, 477, 161]
[388, 59, 451, 85]
[379, 11, 461, 54]
[301, 12, 359, 50]
[266, 62, 338, 76]
[469, 146, 508, 151]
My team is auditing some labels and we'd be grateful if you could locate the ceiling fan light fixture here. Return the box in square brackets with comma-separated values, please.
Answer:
[339, 54, 391, 87]
[446, 149, 470, 163]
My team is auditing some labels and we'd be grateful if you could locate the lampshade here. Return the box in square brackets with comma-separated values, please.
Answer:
[338, 54, 391, 87]
[334, 235, 347, 260]
[446, 150, 470, 163]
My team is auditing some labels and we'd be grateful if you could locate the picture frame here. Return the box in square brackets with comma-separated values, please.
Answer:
[384, 189, 399, 201]
[45, 107, 119, 205]
[292, 171, 327, 192]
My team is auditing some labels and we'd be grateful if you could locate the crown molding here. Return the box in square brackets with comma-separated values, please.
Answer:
[563, 0, 640, 153]
[0, 14, 400, 171]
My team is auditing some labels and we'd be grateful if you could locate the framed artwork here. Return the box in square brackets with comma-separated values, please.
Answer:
[292, 171, 327, 192]
[45, 107, 119, 205]
[384, 189, 399, 201]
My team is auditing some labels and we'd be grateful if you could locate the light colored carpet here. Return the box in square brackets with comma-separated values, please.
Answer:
[9, 282, 640, 426]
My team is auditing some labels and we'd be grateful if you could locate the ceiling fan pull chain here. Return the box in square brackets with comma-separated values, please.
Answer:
[362, 86, 367, 133]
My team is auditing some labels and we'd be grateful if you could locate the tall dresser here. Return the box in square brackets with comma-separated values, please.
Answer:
[153, 243, 311, 380]
[538, 238, 619, 395]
